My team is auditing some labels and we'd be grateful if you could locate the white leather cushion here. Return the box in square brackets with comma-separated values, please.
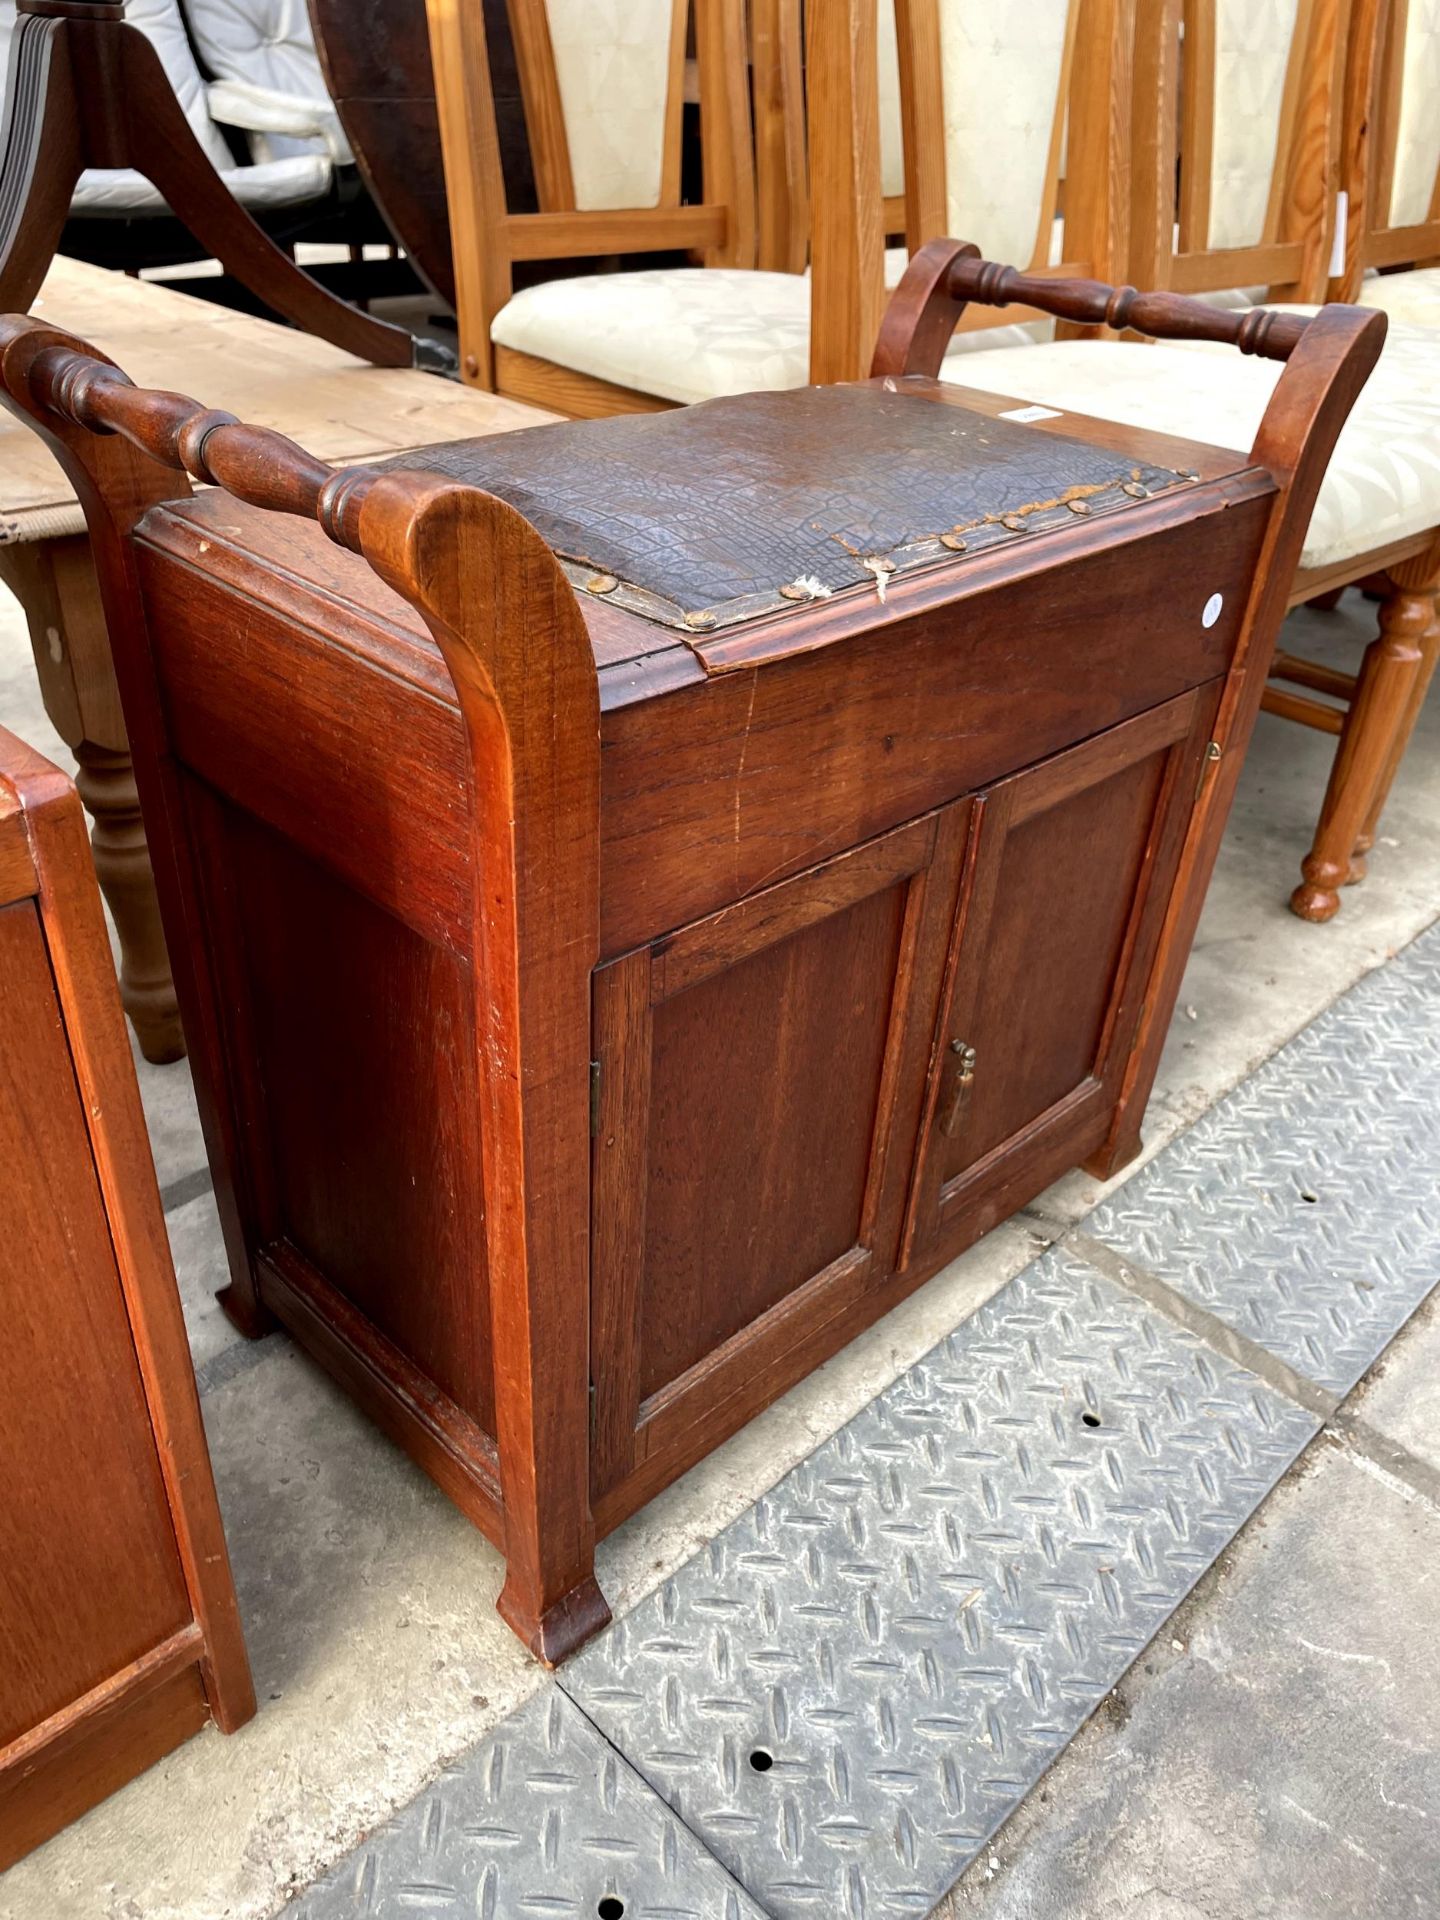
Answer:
[938, 319, 1440, 573]
[1359, 268, 1440, 330]
[491, 268, 1047, 406]
[0, 0, 235, 171]
[70, 153, 330, 213]
[184, 0, 344, 162]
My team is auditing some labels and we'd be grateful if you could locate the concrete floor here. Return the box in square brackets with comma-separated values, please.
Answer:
[1, 584, 1437, 1920]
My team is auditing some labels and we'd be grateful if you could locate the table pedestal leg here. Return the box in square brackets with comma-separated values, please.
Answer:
[0, 534, 184, 1061]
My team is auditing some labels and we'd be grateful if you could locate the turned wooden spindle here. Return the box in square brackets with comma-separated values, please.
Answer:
[32, 345, 382, 555]
[873, 239, 1315, 381]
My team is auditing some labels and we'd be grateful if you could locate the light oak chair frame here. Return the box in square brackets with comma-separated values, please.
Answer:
[426, 0, 756, 415]
[784, 0, 1137, 383]
[1330, 0, 1440, 299]
[1130, 0, 1439, 918]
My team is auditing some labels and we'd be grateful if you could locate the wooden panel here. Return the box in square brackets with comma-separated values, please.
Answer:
[936, 751, 1167, 1175]
[0, 1662, 207, 1873]
[639, 879, 906, 1398]
[592, 807, 969, 1496]
[219, 801, 494, 1433]
[907, 691, 1217, 1263]
[0, 902, 191, 1748]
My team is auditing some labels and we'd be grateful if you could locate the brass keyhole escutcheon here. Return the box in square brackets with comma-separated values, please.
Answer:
[940, 1039, 977, 1138]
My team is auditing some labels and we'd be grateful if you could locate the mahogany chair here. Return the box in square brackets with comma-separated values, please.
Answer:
[1329, 0, 1440, 323]
[0, 0, 436, 367]
[0, 265, 1382, 1659]
[873, 0, 1440, 919]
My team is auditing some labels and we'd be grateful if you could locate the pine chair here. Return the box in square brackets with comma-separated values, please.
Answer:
[1330, 0, 1440, 324]
[425, 0, 760, 414]
[883, 0, 1440, 919]
[425, 0, 1125, 413]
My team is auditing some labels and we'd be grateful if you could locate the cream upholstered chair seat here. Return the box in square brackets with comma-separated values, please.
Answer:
[491, 267, 1046, 406]
[1356, 268, 1440, 330]
[939, 315, 1440, 573]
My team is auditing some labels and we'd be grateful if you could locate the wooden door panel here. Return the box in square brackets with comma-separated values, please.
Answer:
[591, 805, 971, 1495]
[908, 689, 1220, 1263]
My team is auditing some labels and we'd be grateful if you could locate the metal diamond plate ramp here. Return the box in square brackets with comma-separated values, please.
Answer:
[562, 1251, 1316, 1917]
[284, 1686, 766, 1919]
[1090, 920, 1440, 1393]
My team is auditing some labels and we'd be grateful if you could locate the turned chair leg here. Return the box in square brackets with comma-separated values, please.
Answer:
[73, 742, 185, 1062]
[1291, 574, 1435, 921]
[1348, 569, 1440, 880]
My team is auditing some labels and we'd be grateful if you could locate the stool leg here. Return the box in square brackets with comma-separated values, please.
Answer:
[1291, 577, 1432, 921]
[1348, 573, 1440, 879]
[73, 742, 185, 1063]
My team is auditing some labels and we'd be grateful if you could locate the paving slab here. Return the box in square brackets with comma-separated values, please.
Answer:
[933, 1440, 1440, 1920]
[1342, 1291, 1440, 1481]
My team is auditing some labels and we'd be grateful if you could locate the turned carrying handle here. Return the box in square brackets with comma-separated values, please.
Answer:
[872, 239, 1312, 382]
[11, 335, 383, 557]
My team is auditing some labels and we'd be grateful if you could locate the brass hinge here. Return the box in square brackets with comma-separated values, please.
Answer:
[590, 1058, 602, 1136]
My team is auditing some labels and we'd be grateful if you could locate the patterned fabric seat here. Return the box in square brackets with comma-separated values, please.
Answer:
[939, 316, 1440, 574]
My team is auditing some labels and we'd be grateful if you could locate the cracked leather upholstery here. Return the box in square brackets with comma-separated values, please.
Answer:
[382, 382, 1191, 631]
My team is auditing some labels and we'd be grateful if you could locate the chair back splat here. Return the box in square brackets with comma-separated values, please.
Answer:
[1331, 0, 1440, 300]
[426, 0, 755, 392]
[1130, 0, 1347, 303]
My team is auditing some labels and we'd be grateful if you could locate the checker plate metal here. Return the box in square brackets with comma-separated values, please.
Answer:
[284, 1687, 767, 1919]
[563, 1252, 1317, 1917]
[1089, 923, 1440, 1393]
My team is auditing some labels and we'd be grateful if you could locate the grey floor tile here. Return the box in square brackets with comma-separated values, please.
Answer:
[937, 1440, 1440, 1920]
[563, 1251, 1318, 1920]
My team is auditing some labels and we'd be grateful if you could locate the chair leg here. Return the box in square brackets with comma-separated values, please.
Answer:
[0, 14, 84, 310]
[1290, 576, 1433, 920]
[1348, 569, 1440, 878]
[116, 23, 417, 370]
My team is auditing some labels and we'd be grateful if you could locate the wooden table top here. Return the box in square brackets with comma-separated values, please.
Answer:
[0, 258, 555, 544]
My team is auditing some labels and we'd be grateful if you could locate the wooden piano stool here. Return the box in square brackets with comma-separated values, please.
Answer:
[0, 250, 1383, 1663]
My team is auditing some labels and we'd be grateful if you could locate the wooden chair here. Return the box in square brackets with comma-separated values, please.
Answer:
[865, 0, 1440, 919]
[0, 0, 433, 367]
[750, 0, 1133, 383]
[1330, 0, 1440, 324]
[426, 0, 758, 414]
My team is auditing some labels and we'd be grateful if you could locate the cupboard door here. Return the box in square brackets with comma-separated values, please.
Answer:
[590, 805, 972, 1502]
[905, 688, 1220, 1266]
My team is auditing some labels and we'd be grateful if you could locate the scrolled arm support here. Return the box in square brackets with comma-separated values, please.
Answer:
[872, 239, 1311, 381]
